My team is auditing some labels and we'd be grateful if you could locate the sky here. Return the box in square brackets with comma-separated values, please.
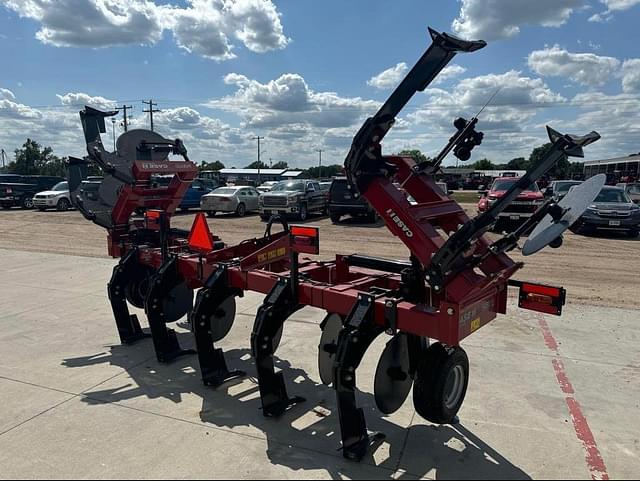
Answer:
[0, 0, 639, 169]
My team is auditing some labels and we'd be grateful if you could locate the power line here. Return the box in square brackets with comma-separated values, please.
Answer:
[142, 99, 160, 132]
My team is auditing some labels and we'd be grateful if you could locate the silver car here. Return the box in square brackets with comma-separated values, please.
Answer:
[201, 186, 260, 217]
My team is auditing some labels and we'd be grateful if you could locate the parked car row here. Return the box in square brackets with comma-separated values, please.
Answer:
[478, 176, 640, 238]
[0, 175, 67, 210]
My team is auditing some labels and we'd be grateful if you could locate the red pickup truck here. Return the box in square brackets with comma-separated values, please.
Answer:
[478, 177, 545, 225]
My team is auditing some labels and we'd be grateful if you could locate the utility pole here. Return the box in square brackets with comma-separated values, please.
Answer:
[317, 149, 324, 179]
[111, 118, 116, 151]
[0, 149, 6, 170]
[120, 104, 133, 132]
[252, 136, 264, 184]
[142, 99, 160, 131]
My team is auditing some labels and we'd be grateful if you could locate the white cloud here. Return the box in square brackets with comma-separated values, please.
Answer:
[402, 70, 566, 162]
[569, 91, 640, 158]
[452, 0, 584, 41]
[56, 92, 117, 110]
[367, 62, 408, 90]
[1, 0, 289, 61]
[589, 0, 640, 21]
[208, 72, 379, 129]
[367, 62, 466, 90]
[3, 0, 164, 47]
[621, 59, 640, 92]
[433, 65, 467, 85]
[0, 87, 42, 120]
[528, 45, 620, 87]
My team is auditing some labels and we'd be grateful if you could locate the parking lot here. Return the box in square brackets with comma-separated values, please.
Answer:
[0, 205, 639, 478]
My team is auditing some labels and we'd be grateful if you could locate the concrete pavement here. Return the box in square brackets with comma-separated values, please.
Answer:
[0, 248, 637, 479]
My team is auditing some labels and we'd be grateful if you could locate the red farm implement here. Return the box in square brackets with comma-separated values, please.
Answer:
[67, 28, 604, 461]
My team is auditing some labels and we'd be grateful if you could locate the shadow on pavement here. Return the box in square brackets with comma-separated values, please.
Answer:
[63, 336, 530, 480]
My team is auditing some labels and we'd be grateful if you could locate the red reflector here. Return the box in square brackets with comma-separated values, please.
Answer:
[522, 283, 561, 298]
[145, 210, 161, 220]
[291, 226, 319, 238]
[527, 293, 553, 305]
[293, 236, 313, 246]
[188, 212, 215, 252]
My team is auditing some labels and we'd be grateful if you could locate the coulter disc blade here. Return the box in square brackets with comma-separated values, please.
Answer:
[210, 296, 236, 342]
[374, 333, 413, 415]
[162, 281, 194, 323]
[318, 313, 343, 386]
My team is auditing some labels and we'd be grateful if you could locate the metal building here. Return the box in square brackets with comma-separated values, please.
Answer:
[218, 169, 306, 185]
[584, 154, 640, 182]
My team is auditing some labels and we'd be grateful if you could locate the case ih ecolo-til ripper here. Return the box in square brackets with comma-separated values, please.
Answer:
[67, 29, 605, 461]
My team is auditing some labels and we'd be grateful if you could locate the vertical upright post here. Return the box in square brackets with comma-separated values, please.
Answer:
[111, 119, 116, 151]
[143, 99, 160, 132]
[121, 105, 133, 132]
[317, 149, 324, 179]
[252, 136, 264, 184]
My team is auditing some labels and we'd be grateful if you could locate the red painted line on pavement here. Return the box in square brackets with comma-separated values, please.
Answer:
[537, 318, 609, 480]
[552, 358, 575, 395]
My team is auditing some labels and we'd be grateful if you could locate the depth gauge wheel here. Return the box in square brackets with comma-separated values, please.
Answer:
[413, 343, 469, 424]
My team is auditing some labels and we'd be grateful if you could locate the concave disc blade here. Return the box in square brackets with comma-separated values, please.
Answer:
[374, 333, 413, 415]
[523, 174, 606, 256]
[124, 267, 155, 309]
[318, 313, 343, 386]
[162, 281, 194, 323]
[210, 296, 236, 342]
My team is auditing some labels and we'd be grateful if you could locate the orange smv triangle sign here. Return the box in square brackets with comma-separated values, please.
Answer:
[188, 212, 215, 252]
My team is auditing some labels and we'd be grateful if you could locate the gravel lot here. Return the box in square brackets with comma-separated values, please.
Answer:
[0, 206, 637, 309]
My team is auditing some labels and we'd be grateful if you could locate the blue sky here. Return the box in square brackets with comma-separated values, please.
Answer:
[0, 0, 639, 168]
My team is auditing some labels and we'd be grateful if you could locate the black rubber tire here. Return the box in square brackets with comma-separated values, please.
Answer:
[413, 343, 469, 425]
[1, 205, 11, 210]
[298, 203, 308, 221]
[330, 213, 341, 224]
[366, 211, 378, 223]
[57, 198, 70, 211]
[627, 228, 639, 238]
[21, 197, 34, 209]
[236, 203, 246, 217]
[207, 211, 216, 218]
[260, 214, 270, 222]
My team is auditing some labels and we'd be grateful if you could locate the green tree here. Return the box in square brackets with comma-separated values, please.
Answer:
[472, 158, 495, 170]
[271, 161, 289, 169]
[10, 139, 65, 176]
[398, 149, 429, 163]
[569, 162, 584, 178]
[507, 157, 529, 170]
[304, 164, 344, 179]
[245, 160, 268, 169]
[200, 160, 225, 172]
[528, 143, 570, 179]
